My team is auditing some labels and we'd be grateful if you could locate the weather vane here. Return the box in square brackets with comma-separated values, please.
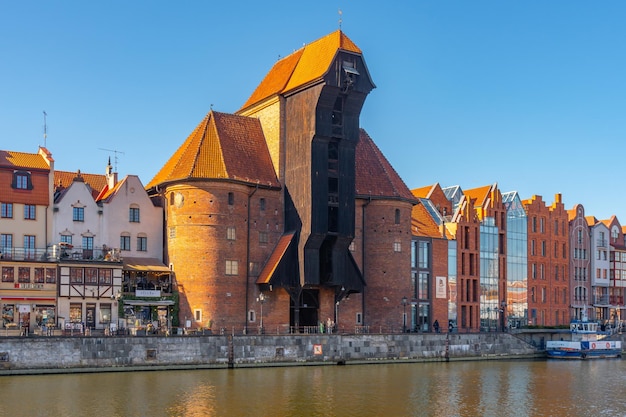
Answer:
[338, 9, 343, 30]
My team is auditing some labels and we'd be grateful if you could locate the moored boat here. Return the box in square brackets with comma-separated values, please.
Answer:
[546, 319, 622, 360]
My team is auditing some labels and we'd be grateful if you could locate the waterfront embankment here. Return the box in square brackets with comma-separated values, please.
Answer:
[0, 332, 544, 375]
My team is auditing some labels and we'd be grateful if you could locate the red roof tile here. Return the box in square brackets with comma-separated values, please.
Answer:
[147, 111, 280, 189]
[412, 203, 443, 238]
[0, 150, 49, 170]
[240, 30, 362, 111]
[355, 129, 417, 203]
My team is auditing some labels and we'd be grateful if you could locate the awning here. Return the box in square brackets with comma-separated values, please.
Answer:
[123, 300, 174, 306]
[122, 257, 170, 273]
[256, 232, 295, 284]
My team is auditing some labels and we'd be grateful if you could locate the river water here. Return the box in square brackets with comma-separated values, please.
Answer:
[0, 359, 624, 417]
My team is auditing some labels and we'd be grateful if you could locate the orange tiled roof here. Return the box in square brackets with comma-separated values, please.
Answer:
[585, 215, 599, 227]
[411, 184, 436, 199]
[0, 150, 49, 170]
[54, 170, 107, 193]
[412, 202, 442, 238]
[464, 185, 492, 207]
[240, 30, 362, 111]
[355, 129, 417, 203]
[147, 111, 280, 190]
[256, 232, 296, 285]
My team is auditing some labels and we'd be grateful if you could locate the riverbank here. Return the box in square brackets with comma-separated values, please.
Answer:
[0, 332, 546, 375]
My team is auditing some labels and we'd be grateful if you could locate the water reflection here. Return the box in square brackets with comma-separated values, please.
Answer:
[0, 360, 625, 417]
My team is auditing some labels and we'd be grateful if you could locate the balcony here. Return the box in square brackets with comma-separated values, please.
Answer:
[52, 244, 121, 262]
[0, 247, 48, 261]
[0, 245, 122, 263]
[597, 239, 608, 248]
[594, 295, 610, 305]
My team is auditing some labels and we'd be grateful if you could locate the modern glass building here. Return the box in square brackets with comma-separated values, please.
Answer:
[502, 191, 528, 328]
[479, 216, 500, 331]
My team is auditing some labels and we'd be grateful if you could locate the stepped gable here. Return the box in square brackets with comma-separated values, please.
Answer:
[355, 128, 417, 203]
[240, 30, 364, 111]
[146, 110, 280, 189]
[0, 150, 49, 170]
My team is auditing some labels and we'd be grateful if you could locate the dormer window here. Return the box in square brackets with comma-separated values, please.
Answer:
[12, 171, 32, 190]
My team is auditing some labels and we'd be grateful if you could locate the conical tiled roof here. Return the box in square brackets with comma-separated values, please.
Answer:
[147, 111, 280, 189]
[240, 30, 362, 111]
[355, 129, 417, 203]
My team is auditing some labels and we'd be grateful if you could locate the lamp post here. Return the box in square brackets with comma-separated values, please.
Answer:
[402, 296, 408, 333]
[256, 293, 265, 334]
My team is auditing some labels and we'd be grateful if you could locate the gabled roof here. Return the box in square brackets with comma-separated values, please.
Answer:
[147, 111, 280, 190]
[464, 184, 493, 208]
[0, 150, 50, 170]
[412, 202, 444, 238]
[54, 170, 107, 199]
[411, 184, 436, 199]
[240, 30, 362, 111]
[355, 129, 417, 203]
[97, 175, 145, 203]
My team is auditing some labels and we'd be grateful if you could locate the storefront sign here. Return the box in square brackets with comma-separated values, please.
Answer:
[135, 290, 161, 298]
[14, 283, 44, 290]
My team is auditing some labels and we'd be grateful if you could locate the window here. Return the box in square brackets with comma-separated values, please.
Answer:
[61, 235, 72, 245]
[395, 209, 401, 225]
[34, 268, 44, 283]
[137, 236, 147, 251]
[227, 227, 236, 241]
[1, 267, 14, 282]
[129, 206, 140, 223]
[120, 234, 131, 251]
[18, 267, 30, 283]
[393, 241, 401, 252]
[1, 203, 12, 218]
[45, 268, 56, 284]
[99, 269, 112, 284]
[73, 207, 84, 222]
[248, 310, 256, 322]
[260, 198, 266, 211]
[13, 171, 31, 190]
[85, 268, 98, 284]
[228, 192, 234, 206]
[70, 268, 83, 284]
[1, 234, 12, 252]
[259, 231, 268, 244]
[82, 236, 94, 250]
[194, 309, 202, 322]
[100, 304, 112, 324]
[226, 260, 238, 276]
[24, 235, 35, 259]
[418, 241, 429, 268]
[24, 204, 36, 220]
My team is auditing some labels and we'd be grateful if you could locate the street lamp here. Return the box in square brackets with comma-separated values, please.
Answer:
[402, 296, 408, 333]
[256, 293, 266, 334]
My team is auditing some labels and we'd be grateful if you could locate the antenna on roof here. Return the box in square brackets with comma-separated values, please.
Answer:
[43, 111, 47, 147]
[338, 8, 343, 30]
[98, 148, 125, 172]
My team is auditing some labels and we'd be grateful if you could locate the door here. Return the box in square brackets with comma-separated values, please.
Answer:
[86, 304, 96, 329]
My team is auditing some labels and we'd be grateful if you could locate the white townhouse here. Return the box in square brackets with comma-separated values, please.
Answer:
[588, 217, 611, 322]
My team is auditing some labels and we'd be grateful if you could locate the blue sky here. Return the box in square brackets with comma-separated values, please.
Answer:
[2, 2, 626, 221]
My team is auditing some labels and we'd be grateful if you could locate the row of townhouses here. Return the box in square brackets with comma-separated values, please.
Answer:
[2, 29, 625, 336]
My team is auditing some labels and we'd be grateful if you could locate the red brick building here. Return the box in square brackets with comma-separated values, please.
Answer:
[522, 194, 569, 326]
[146, 31, 416, 333]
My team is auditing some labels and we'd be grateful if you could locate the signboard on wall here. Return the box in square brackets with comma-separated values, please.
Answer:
[436, 276, 447, 299]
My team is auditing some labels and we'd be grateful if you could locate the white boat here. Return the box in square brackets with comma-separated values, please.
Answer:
[546, 319, 622, 360]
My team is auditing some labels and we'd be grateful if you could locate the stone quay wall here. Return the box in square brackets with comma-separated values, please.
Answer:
[0, 332, 541, 375]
